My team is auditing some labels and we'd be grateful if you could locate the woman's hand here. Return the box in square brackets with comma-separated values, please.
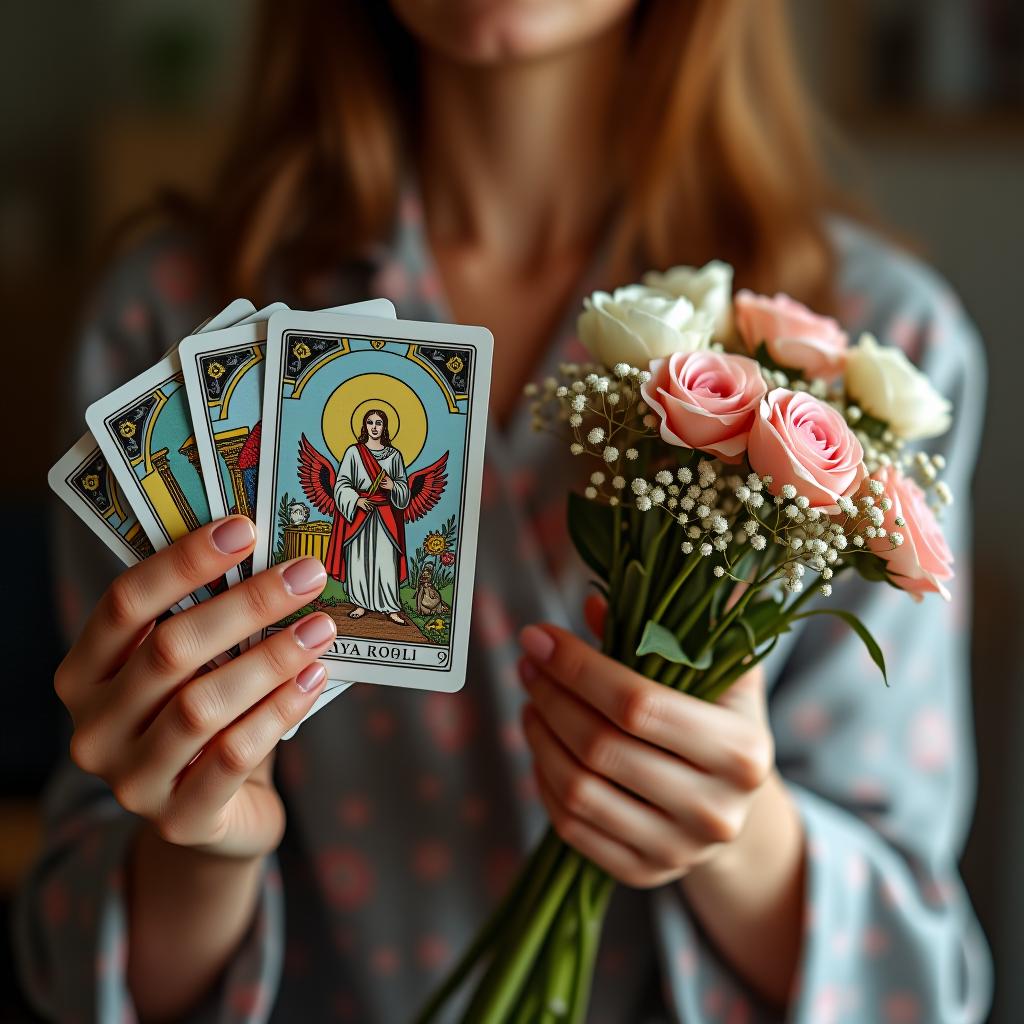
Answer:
[55, 516, 337, 861]
[518, 597, 775, 889]
[356, 496, 374, 511]
[379, 473, 394, 492]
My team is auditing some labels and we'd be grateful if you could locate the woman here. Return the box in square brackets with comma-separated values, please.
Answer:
[334, 408, 411, 625]
[18, 2, 991, 1022]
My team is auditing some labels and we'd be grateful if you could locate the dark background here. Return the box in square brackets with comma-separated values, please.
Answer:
[2, 1, 1022, 1020]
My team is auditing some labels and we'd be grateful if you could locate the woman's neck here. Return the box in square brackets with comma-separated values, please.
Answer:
[417, 23, 627, 270]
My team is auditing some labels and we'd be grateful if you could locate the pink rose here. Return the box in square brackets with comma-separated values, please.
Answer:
[869, 465, 953, 601]
[640, 350, 767, 463]
[735, 290, 848, 380]
[748, 389, 866, 508]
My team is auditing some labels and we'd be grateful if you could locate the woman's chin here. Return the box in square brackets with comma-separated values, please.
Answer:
[389, 0, 637, 67]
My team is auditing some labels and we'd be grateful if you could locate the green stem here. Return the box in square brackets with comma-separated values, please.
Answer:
[538, 896, 578, 1021]
[413, 831, 561, 1024]
[567, 864, 613, 1024]
[464, 851, 583, 1023]
[622, 514, 672, 661]
[649, 550, 701, 624]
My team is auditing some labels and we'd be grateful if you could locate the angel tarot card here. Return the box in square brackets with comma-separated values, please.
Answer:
[253, 311, 493, 692]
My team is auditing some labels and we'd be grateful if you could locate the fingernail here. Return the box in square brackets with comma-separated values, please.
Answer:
[282, 558, 327, 595]
[294, 613, 336, 650]
[212, 517, 255, 554]
[296, 662, 326, 693]
[518, 657, 538, 684]
[520, 625, 555, 663]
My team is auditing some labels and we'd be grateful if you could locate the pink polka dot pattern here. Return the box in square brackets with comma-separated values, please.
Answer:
[318, 846, 375, 911]
[411, 840, 452, 882]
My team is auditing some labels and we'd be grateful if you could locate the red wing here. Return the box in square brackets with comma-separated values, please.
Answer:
[238, 420, 261, 469]
[405, 452, 448, 523]
[298, 434, 337, 517]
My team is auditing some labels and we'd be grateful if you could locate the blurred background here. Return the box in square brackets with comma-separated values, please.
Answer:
[2, 1, 1021, 1020]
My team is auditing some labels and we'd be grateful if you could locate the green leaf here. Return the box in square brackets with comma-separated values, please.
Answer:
[851, 553, 892, 584]
[733, 616, 758, 656]
[635, 621, 713, 668]
[567, 491, 616, 580]
[790, 609, 888, 686]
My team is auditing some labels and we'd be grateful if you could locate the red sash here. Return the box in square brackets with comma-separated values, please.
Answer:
[325, 444, 407, 584]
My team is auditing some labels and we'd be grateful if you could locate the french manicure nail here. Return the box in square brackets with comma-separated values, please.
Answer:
[294, 613, 336, 650]
[296, 662, 326, 693]
[520, 625, 555, 663]
[282, 558, 327, 595]
[211, 517, 255, 554]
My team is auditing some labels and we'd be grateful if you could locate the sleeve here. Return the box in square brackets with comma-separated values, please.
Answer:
[651, 278, 992, 1022]
[334, 447, 363, 522]
[388, 451, 411, 511]
[15, 237, 289, 1023]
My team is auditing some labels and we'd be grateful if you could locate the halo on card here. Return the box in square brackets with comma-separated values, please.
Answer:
[321, 372, 427, 466]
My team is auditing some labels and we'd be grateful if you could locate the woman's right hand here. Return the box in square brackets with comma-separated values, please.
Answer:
[55, 516, 337, 860]
[356, 496, 373, 512]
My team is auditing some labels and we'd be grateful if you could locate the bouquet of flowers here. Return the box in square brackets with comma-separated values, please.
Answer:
[417, 262, 954, 1023]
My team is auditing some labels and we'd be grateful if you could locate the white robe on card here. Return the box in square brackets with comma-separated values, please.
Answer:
[333, 444, 410, 613]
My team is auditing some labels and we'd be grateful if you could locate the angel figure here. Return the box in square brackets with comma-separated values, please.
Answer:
[298, 409, 448, 626]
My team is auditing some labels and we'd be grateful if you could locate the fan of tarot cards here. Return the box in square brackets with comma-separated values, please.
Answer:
[50, 297, 493, 735]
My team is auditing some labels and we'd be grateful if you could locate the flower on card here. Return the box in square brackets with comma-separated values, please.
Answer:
[207, 361, 226, 379]
[293, 341, 312, 359]
[424, 532, 447, 556]
[81, 474, 100, 491]
[118, 420, 136, 439]
[446, 355, 464, 374]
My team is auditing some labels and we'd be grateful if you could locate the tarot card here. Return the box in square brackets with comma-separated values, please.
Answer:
[179, 299, 396, 586]
[253, 311, 493, 693]
[193, 297, 256, 334]
[48, 432, 158, 568]
[49, 301, 256, 612]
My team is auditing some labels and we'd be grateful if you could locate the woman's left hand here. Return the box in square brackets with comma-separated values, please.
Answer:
[379, 474, 394, 491]
[518, 597, 776, 889]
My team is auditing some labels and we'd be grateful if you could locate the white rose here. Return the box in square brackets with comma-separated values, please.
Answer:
[577, 285, 712, 369]
[643, 260, 734, 341]
[846, 333, 952, 440]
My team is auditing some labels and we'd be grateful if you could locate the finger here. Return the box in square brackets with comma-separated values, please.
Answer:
[521, 665, 740, 843]
[715, 665, 770, 724]
[519, 624, 772, 788]
[534, 774, 671, 889]
[62, 517, 256, 686]
[583, 594, 606, 640]
[129, 612, 338, 791]
[523, 705, 700, 872]
[166, 662, 329, 843]
[113, 556, 329, 719]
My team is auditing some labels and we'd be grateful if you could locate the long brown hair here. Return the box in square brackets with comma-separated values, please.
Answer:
[357, 409, 393, 448]
[204, 0, 841, 308]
